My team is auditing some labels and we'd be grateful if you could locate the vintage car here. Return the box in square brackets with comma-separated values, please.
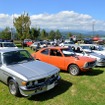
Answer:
[69, 44, 105, 67]
[80, 44, 105, 56]
[59, 41, 74, 47]
[0, 48, 60, 97]
[32, 47, 96, 76]
[30, 41, 47, 51]
[23, 39, 33, 47]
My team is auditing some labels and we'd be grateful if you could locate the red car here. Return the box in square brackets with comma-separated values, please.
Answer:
[32, 47, 96, 75]
[23, 39, 33, 47]
[26, 41, 33, 47]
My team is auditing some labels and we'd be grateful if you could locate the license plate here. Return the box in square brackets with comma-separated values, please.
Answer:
[47, 83, 55, 90]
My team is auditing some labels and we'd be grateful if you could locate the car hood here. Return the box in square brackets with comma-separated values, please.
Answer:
[75, 55, 96, 62]
[76, 52, 105, 60]
[7, 60, 59, 81]
[89, 52, 105, 58]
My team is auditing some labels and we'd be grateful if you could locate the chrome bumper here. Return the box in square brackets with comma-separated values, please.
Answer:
[19, 76, 60, 96]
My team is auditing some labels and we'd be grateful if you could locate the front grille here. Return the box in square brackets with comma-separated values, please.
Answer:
[26, 74, 58, 89]
[37, 74, 58, 86]
[38, 78, 46, 83]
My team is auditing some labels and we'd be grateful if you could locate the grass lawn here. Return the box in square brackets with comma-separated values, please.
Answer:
[0, 47, 105, 105]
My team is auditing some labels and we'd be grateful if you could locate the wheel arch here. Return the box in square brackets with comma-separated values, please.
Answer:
[7, 77, 16, 85]
[8, 77, 21, 97]
[67, 63, 80, 72]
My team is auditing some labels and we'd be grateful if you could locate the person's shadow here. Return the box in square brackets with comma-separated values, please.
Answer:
[28, 79, 72, 101]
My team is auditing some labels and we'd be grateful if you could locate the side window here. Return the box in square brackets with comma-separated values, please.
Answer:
[75, 47, 82, 53]
[41, 49, 49, 55]
[56, 50, 62, 56]
[50, 49, 62, 56]
[0, 43, 2, 47]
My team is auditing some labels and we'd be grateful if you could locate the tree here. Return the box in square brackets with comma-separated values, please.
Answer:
[55, 30, 62, 39]
[30, 27, 40, 40]
[40, 29, 48, 40]
[67, 32, 72, 38]
[77, 33, 84, 41]
[13, 12, 31, 40]
[0, 27, 11, 39]
[48, 30, 56, 40]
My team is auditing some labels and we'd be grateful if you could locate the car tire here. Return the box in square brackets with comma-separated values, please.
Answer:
[8, 79, 21, 97]
[68, 64, 80, 76]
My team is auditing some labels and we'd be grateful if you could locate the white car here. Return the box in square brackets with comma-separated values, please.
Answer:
[0, 48, 60, 97]
[30, 42, 47, 51]
[59, 41, 74, 47]
[80, 44, 105, 56]
[69, 45, 105, 67]
[0, 42, 18, 49]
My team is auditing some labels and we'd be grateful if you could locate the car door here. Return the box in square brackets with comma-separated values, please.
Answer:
[38, 48, 50, 63]
[0, 53, 6, 83]
[48, 49, 65, 69]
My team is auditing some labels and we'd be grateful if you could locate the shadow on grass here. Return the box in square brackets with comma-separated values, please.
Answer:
[28, 79, 72, 101]
[60, 68, 104, 76]
[80, 69, 104, 76]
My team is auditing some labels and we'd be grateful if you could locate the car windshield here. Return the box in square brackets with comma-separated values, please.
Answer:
[3, 43, 16, 47]
[3, 50, 34, 65]
[95, 46, 104, 51]
[24, 39, 32, 43]
[81, 46, 90, 50]
[61, 48, 75, 57]
[33, 42, 40, 45]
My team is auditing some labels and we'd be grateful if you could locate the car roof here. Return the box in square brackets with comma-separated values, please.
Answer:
[43, 46, 69, 50]
[79, 44, 95, 46]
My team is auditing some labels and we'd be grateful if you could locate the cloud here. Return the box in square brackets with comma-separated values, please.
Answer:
[0, 11, 105, 31]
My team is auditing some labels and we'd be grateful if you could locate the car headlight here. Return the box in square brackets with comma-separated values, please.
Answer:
[26, 81, 33, 87]
[26, 80, 38, 88]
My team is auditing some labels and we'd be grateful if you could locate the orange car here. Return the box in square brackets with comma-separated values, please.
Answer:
[32, 47, 96, 75]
